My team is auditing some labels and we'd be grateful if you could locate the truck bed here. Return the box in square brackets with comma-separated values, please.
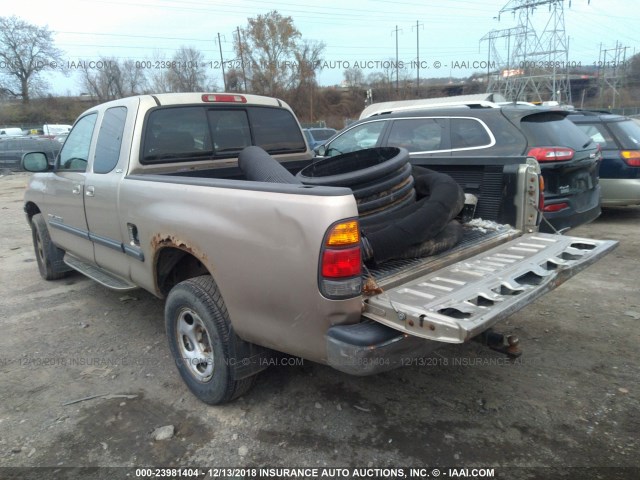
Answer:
[365, 222, 521, 289]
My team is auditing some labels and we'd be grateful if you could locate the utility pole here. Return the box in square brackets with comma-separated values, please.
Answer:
[236, 27, 248, 92]
[216, 33, 227, 91]
[413, 21, 424, 97]
[392, 25, 402, 96]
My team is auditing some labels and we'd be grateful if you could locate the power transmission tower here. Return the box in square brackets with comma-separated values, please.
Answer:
[599, 41, 629, 108]
[480, 26, 524, 94]
[482, 0, 589, 103]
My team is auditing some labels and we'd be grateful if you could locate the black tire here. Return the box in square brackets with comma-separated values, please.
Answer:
[351, 162, 413, 199]
[359, 189, 417, 227]
[30, 213, 70, 280]
[165, 275, 255, 405]
[361, 168, 465, 264]
[356, 175, 415, 214]
[297, 147, 409, 187]
[395, 220, 464, 259]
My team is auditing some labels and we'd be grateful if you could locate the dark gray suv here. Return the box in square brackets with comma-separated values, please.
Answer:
[0, 137, 61, 170]
[317, 103, 601, 233]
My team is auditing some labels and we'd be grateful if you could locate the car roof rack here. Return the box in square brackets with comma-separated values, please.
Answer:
[356, 91, 566, 119]
[359, 99, 503, 119]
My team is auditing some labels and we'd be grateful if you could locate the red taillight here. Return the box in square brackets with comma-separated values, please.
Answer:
[543, 202, 569, 212]
[201, 94, 247, 103]
[538, 175, 545, 212]
[621, 150, 640, 167]
[319, 219, 362, 299]
[528, 147, 575, 162]
[321, 247, 361, 278]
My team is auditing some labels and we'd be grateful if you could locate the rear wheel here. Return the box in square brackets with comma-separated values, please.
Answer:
[30, 213, 69, 280]
[165, 275, 255, 404]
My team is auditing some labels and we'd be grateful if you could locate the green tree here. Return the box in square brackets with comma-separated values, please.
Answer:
[0, 16, 64, 103]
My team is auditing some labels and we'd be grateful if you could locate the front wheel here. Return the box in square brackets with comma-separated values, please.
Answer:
[164, 275, 255, 405]
[31, 213, 70, 280]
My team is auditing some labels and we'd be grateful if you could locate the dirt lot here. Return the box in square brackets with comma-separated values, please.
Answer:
[0, 172, 638, 479]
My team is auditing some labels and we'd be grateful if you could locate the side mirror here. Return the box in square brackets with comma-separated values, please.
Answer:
[315, 145, 326, 157]
[21, 152, 50, 172]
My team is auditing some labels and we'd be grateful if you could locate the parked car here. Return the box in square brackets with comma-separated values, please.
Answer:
[0, 137, 61, 170]
[316, 101, 602, 233]
[567, 111, 640, 207]
[0, 127, 25, 137]
[303, 127, 337, 149]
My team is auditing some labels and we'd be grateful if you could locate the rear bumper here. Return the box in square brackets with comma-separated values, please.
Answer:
[539, 185, 601, 233]
[326, 321, 441, 376]
[600, 178, 640, 207]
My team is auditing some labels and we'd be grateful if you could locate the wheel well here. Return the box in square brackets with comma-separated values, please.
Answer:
[155, 247, 210, 297]
[24, 202, 41, 222]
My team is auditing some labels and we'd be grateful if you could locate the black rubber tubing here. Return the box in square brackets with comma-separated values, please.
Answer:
[395, 220, 464, 260]
[351, 162, 413, 199]
[297, 147, 410, 187]
[362, 167, 465, 264]
[238, 146, 302, 184]
[356, 176, 416, 214]
[359, 189, 417, 226]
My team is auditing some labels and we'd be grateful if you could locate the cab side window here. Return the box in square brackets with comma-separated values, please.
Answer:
[94, 107, 127, 174]
[58, 113, 98, 171]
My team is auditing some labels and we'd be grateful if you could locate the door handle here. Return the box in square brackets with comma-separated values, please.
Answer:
[72, 185, 81, 195]
[86, 186, 95, 197]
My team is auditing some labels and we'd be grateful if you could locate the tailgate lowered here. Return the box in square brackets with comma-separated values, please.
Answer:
[362, 233, 617, 343]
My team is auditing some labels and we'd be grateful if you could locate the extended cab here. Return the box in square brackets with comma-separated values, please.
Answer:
[22, 93, 616, 404]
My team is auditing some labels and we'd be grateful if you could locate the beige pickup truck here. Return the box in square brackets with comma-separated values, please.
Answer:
[22, 93, 616, 404]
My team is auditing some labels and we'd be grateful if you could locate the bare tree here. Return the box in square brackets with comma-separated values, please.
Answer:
[148, 51, 172, 93]
[166, 46, 208, 92]
[0, 16, 64, 103]
[80, 57, 149, 102]
[288, 40, 325, 121]
[121, 60, 148, 96]
[343, 68, 364, 89]
[80, 57, 124, 102]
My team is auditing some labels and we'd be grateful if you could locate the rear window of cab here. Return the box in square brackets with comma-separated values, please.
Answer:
[141, 105, 306, 164]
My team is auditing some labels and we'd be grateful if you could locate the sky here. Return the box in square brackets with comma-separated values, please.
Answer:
[2, 0, 639, 95]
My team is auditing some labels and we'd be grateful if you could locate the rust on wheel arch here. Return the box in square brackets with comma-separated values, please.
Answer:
[151, 234, 212, 296]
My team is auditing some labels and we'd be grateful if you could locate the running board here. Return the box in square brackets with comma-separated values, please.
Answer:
[64, 255, 137, 291]
[362, 233, 617, 343]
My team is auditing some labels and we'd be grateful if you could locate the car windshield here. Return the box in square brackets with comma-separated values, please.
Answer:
[325, 121, 385, 156]
[310, 129, 336, 141]
[520, 113, 593, 150]
[607, 120, 640, 150]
